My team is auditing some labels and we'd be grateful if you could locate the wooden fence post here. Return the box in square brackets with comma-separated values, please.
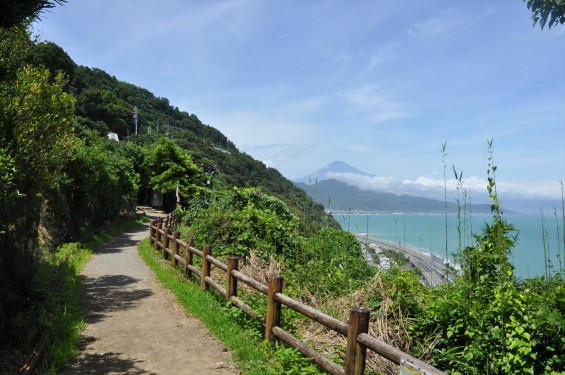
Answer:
[185, 238, 194, 278]
[201, 245, 212, 292]
[149, 220, 155, 245]
[226, 257, 239, 301]
[266, 276, 283, 343]
[155, 222, 162, 249]
[172, 231, 180, 267]
[163, 227, 169, 258]
[344, 307, 370, 375]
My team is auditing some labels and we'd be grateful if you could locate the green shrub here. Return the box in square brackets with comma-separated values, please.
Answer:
[179, 187, 300, 259]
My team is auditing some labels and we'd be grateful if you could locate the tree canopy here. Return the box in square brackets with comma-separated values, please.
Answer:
[524, 0, 565, 29]
[0, 0, 66, 28]
[144, 137, 203, 199]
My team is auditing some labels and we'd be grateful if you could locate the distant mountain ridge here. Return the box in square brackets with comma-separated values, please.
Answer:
[297, 179, 493, 214]
[295, 162, 493, 214]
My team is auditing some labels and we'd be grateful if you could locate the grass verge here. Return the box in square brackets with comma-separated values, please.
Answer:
[137, 238, 280, 374]
[35, 215, 149, 374]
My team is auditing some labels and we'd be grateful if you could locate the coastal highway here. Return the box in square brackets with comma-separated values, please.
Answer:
[356, 235, 451, 286]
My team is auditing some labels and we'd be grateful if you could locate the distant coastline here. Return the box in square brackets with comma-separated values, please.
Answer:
[331, 210, 495, 215]
[339, 213, 561, 279]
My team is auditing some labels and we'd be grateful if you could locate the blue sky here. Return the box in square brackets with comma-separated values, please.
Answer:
[35, 0, 565, 202]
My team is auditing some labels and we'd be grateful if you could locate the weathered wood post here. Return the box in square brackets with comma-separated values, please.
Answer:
[226, 257, 239, 301]
[344, 307, 370, 375]
[266, 275, 283, 343]
[163, 227, 169, 258]
[172, 231, 180, 267]
[185, 238, 195, 278]
[201, 245, 212, 292]
[155, 222, 162, 249]
[149, 220, 155, 245]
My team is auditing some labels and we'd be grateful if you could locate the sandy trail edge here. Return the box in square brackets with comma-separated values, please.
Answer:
[63, 219, 237, 375]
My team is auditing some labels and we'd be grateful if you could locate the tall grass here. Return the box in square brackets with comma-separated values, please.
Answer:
[554, 207, 562, 273]
[441, 142, 449, 282]
[561, 180, 565, 275]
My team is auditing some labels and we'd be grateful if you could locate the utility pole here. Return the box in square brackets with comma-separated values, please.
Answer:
[133, 106, 138, 134]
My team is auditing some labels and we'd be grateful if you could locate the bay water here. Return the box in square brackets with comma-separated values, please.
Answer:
[334, 213, 564, 279]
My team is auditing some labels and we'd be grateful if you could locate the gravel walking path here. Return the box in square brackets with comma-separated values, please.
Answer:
[63, 218, 237, 375]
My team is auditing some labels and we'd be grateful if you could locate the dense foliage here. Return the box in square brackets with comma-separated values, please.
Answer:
[178, 187, 301, 258]
[289, 227, 375, 298]
[143, 137, 203, 210]
[175, 186, 375, 301]
[0, 25, 75, 331]
[42, 132, 141, 243]
[0, 0, 67, 28]
[0, 16, 338, 372]
[524, 0, 565, 30]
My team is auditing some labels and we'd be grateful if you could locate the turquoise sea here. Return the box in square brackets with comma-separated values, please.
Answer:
[334, 213, 564, 279]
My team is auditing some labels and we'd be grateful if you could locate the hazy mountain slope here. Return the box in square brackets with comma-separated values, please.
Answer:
[297, 179, 492, 213]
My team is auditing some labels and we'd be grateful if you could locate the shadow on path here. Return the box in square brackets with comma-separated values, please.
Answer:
[82, 274, 153, 324]
[92, 225, 149, 255]
[65, 336, 149, 375]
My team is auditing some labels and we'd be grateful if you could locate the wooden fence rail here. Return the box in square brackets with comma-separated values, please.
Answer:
[149, 217, 446, 375]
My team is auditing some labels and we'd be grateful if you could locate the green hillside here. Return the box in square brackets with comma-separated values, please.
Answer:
[30, 40, 337, 232]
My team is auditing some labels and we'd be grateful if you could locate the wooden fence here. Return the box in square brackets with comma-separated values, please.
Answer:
[149, 217, 446, 375]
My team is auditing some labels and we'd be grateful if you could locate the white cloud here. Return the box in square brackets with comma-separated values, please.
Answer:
[496, 181, 564, 200]
[323, 172, 563, 201]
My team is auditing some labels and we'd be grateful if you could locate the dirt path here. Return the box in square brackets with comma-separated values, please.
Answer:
[63, 218, 237, 375]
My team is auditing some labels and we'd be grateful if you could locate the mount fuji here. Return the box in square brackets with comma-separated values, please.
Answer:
[293, 161, 373, 185]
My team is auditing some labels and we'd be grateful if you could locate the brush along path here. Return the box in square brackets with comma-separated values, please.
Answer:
[63, 216, 236, 375]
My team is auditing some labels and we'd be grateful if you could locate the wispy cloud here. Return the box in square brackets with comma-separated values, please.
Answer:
[200, 110, 316, 146]
[339, 85, 409, 123]
[242, 143, 315, 170]
[406, 8, 466, 42]
[361, 42, 399, 75]
[277, 96, 326, 115]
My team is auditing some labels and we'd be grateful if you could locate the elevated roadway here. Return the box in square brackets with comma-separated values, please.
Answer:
[356, 235, 451, 286]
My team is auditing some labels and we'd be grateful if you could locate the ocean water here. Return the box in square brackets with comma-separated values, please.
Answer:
[333, 213, 564, 279]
